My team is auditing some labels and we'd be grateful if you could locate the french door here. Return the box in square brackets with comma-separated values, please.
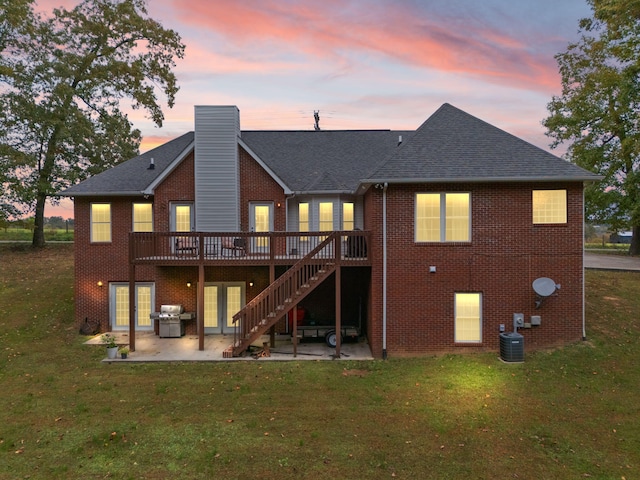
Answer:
[110, 283, 155, 331]
[249, 202, 273, 253]
[203, 282, 245, 334]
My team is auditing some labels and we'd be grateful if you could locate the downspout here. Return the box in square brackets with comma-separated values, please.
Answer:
[382, 182, 388, 359]
[582, 187, 587, 341]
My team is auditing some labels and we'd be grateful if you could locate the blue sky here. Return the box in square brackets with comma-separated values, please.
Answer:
[38, 0, 593, 218]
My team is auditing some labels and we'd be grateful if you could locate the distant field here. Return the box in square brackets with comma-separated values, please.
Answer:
[0, 227, 73, 242]
[0, 244, 639, 479]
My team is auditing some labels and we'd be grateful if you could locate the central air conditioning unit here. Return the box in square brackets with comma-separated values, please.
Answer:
[500, 332, 524, 363]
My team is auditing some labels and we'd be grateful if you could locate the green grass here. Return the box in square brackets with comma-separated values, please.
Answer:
[1, 244, 639, 479]
[0, 227, 74, 242]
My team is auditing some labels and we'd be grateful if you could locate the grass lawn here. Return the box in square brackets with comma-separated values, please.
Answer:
[0, 243, 639, 479]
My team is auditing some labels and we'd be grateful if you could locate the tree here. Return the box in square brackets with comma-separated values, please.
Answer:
[543, 0, 640, 255]
[0, 0, 184, 247]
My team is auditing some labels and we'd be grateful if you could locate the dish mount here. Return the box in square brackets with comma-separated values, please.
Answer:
[532, 277, 560, 308]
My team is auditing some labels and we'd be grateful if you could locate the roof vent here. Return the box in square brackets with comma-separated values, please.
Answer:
[148, 157, 155, 170]
[398, 135, 403, 145]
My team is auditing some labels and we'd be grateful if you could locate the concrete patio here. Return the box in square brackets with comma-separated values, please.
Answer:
[85, 332, 374, 362]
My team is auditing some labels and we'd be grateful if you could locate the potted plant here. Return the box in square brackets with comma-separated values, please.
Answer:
[119, 346, 130, 359]
[102, 334, 119, 359]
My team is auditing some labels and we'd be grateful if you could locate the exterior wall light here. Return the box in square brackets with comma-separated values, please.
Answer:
[186, 281, 192, 288]
[97, 281, 103, 287]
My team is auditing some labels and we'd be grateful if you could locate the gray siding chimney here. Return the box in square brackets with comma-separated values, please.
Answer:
[194, 106, 241, 231]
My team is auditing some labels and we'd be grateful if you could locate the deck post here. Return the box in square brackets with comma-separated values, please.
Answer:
[129, 263, 136, 351]
[335, 234, 341, 358]
[269, 263, 276, 347]
[292, 304, 298, 358]
[198, 263, 205, 351]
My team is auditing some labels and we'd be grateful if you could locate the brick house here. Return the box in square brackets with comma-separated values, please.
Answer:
[60, 103, 599, 358]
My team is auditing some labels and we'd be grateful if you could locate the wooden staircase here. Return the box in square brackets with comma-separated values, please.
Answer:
[224, 233, 340, 357]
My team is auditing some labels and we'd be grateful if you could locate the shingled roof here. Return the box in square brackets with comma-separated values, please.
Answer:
[241, 130, 411, 193]
[365, 103, 598, 184]
[60, 103, 598, 198]
[61, 132, 194, 196]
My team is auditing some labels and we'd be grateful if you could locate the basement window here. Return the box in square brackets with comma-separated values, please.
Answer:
[455, 293, 482, 343]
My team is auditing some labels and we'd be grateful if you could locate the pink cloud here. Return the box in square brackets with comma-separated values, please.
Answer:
[172, 0, 562, 93]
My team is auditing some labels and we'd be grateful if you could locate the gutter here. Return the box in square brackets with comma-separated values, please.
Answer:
[382, 182, 388, 360]
[58, 191, 149, 197]
[363, 175, 603, 185]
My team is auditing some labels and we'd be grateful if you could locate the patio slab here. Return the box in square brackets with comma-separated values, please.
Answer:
[85, 332, 373, 362]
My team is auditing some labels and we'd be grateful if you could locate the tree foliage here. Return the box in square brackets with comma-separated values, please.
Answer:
[543, 0, 640, 254]
[0, 0, 184, 246]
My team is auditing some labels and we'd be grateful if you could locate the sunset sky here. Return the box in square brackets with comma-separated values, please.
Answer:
[38, 0, 593, 218]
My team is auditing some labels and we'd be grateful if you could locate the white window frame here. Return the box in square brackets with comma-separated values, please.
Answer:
[415, 193, 470, 242]
[342, 202, 354, 231]
[454, 292, 482, 343]
[90, 203, 111, 243]
[532, 189, 567, 224]
[133, 203, 153, 232]
[319, 202, 334, 232]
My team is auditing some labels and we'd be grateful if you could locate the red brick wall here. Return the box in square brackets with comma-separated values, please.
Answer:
[74, 145, 586, 358]
[364, 182, 585, 358]
[239, 147, 287, 232]
[73, 148, 288, 332]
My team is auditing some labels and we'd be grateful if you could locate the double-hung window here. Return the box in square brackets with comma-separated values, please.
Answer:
[416, 193, 470, 242]
[133, 203, 153, 232]
[299, 203, 309, 241]
[455, 293, 482, 343]
[91, 203, 111, 243]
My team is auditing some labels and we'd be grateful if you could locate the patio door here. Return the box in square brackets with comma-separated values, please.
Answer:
[171, 202, 195, 254]
[249, 203, 273, 253]
[110, 283, 155, 331]
[203, 282, 245, 334]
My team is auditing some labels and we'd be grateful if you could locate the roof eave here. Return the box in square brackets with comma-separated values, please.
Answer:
[59, 191, 149, 197]
[362, 175, 603, 185]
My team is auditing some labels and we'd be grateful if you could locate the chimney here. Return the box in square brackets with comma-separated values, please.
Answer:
[194, 106, 241, 231]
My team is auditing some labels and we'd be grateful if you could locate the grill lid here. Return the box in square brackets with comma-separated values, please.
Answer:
[160, 305, 183, 315]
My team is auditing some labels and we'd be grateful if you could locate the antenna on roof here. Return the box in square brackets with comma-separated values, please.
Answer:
[148, 157, 155, 170]
[313, 110, 320, 131]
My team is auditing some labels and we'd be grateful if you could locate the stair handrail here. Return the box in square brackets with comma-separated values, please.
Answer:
[231, 232, 339, 352]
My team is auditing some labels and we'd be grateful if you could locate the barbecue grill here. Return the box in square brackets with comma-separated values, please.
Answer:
[150, 305, 195, 338]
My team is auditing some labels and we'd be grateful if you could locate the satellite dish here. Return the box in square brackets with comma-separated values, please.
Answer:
[533, 277, 558, 297]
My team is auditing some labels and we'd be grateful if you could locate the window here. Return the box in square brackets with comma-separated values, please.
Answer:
[455, 293, 482, 343]
[319, 202, 333, 231]
[133, 203, 153, 232]
[532, 190, 567, 224]
[299, 203, 309, 240]
[91, 203, 111, 243]
[416, 193, 470, 242]
[342, 202, 354, 231]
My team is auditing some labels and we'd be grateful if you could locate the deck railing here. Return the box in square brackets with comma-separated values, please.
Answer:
[129, 230, 370, 265]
